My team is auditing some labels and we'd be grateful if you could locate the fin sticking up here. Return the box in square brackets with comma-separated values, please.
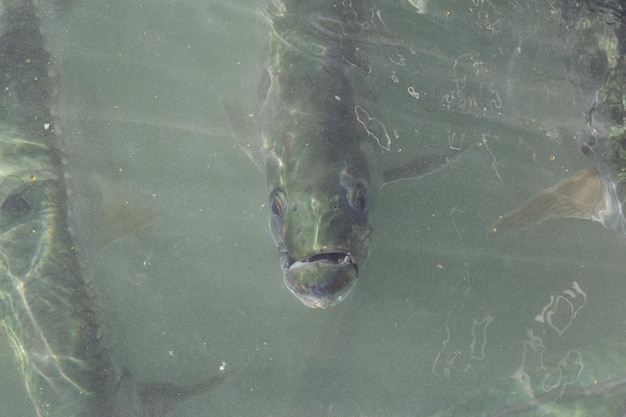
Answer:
[490, 167, 611, 236]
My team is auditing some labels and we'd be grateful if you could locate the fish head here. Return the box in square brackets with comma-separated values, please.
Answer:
[264, 144, 376, 308]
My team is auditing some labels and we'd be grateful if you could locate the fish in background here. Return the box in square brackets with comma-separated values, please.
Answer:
[418, 342, 626, 417]
[224, 0, 463, 309]
[0, 1, 233, 416]
[491, 1, 626, 237]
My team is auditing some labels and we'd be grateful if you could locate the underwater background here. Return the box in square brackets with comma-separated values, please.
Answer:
[1, 1, 625, 416]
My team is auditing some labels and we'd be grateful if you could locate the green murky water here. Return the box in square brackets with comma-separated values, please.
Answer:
[1, 1, 625, 416]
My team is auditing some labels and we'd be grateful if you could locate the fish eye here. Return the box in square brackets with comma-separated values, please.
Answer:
[270, 192, 285, 218]
[349, 186, 368, 213]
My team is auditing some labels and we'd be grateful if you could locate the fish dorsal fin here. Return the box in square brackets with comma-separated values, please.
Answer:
[490, 167, 610, 236]
[382, 147, 465, 185]
[221, 99, 264, 173]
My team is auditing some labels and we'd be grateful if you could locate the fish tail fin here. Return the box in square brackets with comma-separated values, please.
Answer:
[490, 168, 610, 236]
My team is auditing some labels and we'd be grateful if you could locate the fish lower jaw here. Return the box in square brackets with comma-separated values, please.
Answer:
[279, 250, 359, 309]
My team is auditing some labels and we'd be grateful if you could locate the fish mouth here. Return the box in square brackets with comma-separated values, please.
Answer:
[279, 247, 358, 309]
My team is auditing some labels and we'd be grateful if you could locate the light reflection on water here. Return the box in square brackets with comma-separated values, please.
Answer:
[1, 1, 626, 416]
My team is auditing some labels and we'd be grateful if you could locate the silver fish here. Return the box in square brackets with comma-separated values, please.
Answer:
[420, 342, 626, 417]
[224, 0, 461, 309]
[0, 1, 233, 416]
[491, 1, 626, 237]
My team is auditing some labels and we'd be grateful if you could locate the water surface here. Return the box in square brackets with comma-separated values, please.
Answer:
[1, 1, 625, 416]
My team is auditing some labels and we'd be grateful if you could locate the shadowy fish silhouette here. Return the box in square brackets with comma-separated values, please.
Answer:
[491, 2, 626, 238]
[0, 1, 235, 415]
[420, 342, 626, 417]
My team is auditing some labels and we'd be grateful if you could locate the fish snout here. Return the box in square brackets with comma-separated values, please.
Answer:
[279, 249, 358, 308]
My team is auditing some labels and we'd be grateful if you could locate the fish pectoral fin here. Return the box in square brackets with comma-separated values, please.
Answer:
[490, 167, 610, 237]
[101, 181, 157, 248]
[135, 367, 239, 417]
[221, 98, 264, 173]
[382, 147, 464, 184]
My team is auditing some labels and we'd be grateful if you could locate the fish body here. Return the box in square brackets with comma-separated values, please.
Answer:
[258, 0, 380, 309]
[0, 1, 231, 416]
[420, 342, 626, 417]
[225, 0, 460, 308]
[491, 1, 626, 236]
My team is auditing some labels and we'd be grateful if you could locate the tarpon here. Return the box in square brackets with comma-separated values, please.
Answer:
[0, 1, 233, 416]
[224, 0, 462, 308]
[491, 1, 626, 237]
[419, 342, 626, 417]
